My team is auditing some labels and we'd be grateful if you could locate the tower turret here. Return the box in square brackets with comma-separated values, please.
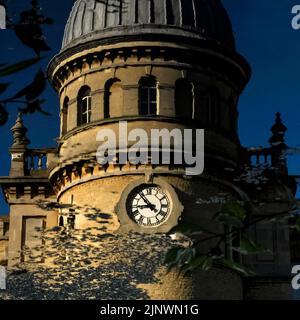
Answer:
[9, 113, 30, 177]
[44, 0, 252, 299]
[269, 112, 288, 175]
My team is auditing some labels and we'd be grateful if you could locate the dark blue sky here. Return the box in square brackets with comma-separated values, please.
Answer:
[1, 0, 300, 215]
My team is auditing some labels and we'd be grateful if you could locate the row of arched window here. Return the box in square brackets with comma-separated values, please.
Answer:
[61, 76, 236, 135]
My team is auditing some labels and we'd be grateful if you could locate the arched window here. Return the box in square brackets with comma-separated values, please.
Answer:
[166, 0, 175, 24]
[77, 86, 92, 126]
[150, 0, 155, 23]
[104, 78, 122, 119]
[59, 216, 64, 227]
[139, 76, 157, 115]
[175, 79, 194, 119]
[207, 87, 220, 129]
[181, 0, 194, 26]
[62, 97, 69, 135]
[195, 90, 209, 127]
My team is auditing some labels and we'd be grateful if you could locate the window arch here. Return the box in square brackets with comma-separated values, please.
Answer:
[61, 96, 69, 135]
[104, 78, 122, 119]
[150, 0, 155, 23]
[207, 87, 221, 129]
[139, 76, 158, 115]
[77, 86, 92, 126]
[166, 0, 175, 24]
[175, 79, 194, 119]
[181, 0, 194, 26]
[59, 216, 64, 227]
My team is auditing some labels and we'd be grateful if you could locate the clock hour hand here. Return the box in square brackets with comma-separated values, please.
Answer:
[139, 193, 157, 212]
[136, 205, 152, 209]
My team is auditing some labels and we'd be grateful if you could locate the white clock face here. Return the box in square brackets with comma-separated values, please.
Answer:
[126, 184, 171, 227]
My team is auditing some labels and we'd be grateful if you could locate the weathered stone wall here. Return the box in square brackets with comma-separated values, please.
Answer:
[52, 40, 240, 143]
[0, 240, 8, 264]
[8, 204, 57, 268]
[138, 266, 243, 300]
[58, 173, 242, 233]
[55, 174, 245, 300]
[0, 231, 243, 300]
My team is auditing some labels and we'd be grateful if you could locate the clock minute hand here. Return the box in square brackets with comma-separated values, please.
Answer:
[139, 193, 156, 211]
[140, 193, 152, 206]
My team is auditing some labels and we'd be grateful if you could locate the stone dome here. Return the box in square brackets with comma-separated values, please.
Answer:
[62, 0, 235, 51]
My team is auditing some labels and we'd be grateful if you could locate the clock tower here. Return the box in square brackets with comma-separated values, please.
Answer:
[44, 0, 251, 298]
[47, 0, 250, 237]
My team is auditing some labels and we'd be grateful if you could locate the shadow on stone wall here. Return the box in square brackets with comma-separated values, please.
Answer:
[2, 201, 180, 300]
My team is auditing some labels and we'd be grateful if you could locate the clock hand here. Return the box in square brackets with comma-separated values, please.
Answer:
[139, 193, 152, 206]
[139, 193, 157, 212]
[135, 204, 159, 214]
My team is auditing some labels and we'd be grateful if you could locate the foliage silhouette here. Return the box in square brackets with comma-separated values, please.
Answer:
[0, 0, 53, 125]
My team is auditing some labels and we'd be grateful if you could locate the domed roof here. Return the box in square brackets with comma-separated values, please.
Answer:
[62, 0, 235, 51]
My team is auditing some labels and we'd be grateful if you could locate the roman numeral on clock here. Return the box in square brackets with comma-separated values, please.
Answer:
[159, 211, 168, 218]
[138, 216, 144, 224]
[158, 195, 167, 201]
[132, 210, 139, 217]
[144, 188, 152, 195]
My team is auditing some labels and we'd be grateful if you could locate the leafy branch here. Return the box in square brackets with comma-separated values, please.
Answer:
[165, 201, 300, 277]
[0, 0, 53, 125]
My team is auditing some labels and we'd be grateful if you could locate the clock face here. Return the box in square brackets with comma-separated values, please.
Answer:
[126, 184, 171, 227]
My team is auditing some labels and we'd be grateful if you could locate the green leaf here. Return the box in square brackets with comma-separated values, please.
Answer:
[182, 255, 213, 274]
[178, 248, 196, 268]
[169, 222, 204, 237]
[200, 256, 213, 271]
[218, 258, 256, 277]
[0, 83, 10, 94]
[217, 213, 244, 228]
[232, 236, 270, 255]
[214, 202, 247, 228]
[13, 69, 46, 101]
[164, 247, 196, 273]
[164, 247, 181, 265]
[222, 203, 247, 221]
[0, 57, 44, 77]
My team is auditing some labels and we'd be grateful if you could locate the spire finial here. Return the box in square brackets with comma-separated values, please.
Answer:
[11, 112, 30, 148]
[268, 112, 287, 147]
[268, 112, 288, 175]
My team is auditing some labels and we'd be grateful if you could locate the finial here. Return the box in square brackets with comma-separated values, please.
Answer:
[11, 112, 30, 148]
[268, 112, 287, 147]
[268, 112, 288, 175]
